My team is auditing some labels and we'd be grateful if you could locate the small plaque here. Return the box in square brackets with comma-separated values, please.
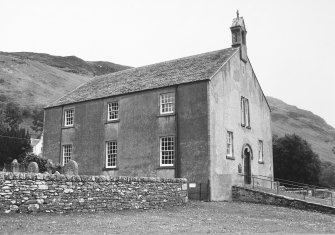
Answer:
[189, 183, 196, 188]
[238, 164, 242, 174]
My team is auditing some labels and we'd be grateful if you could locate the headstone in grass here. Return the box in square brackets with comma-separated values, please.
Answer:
[27, 161, 39, 173]
[11, 159, 20, 173]
[64, 160, 78, 175]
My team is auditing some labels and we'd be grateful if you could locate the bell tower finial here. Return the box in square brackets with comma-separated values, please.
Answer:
[230, 12, 248, 62]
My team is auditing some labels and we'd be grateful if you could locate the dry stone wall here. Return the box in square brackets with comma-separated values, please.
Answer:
[0, 172, 188, 213]
[232, 186, 335, 214]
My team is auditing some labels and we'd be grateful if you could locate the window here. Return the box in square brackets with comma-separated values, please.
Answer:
[258, 140, 264, 163]
[226, 131, 234, 158]
[241, 97, 245, 126]
[64, 109, 74, 127]
[62, 145, 72, 165]
[241, 97, 250, 128]
[245, 98, 250, 127]
[108, 102, 119, 121]
[160, 136, 175, 166]
[106, 141, 117, 168]
[160, 93, 175, 114]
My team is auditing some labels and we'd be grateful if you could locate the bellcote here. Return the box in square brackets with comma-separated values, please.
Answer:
[230, 11, 247, 62]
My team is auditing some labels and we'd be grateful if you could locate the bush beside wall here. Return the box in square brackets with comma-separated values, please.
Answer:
[0, 173, 188, 213]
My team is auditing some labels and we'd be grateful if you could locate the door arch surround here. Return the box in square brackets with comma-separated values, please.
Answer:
[242, 144, 253, 184]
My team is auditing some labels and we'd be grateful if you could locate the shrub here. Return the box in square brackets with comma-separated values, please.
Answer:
[273, 134, 321, 185]
[319, 161, 335, 188]
[19, 153, 48, 173]
[49, 163, 63, 174]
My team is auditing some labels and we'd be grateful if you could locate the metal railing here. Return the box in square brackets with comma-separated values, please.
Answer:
[237, 174, 334, 207]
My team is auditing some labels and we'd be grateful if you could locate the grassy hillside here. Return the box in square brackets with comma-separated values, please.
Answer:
[0, 52, 130, 76]
[0, 53, 92, 108]
[267, 96, 335, 163]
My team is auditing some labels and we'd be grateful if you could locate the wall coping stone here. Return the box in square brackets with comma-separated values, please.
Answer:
[0, 172, 187, 183]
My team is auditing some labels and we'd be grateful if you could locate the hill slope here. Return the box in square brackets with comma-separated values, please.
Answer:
[267, 96, 335, 163]
[0, 53, 92, 107]
[0, 52, 130, 76]
[0, 52, 130, 107]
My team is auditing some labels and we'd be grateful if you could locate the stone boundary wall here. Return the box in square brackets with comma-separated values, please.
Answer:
[232, 186, 335, 214]
[0, 172, 188, 213]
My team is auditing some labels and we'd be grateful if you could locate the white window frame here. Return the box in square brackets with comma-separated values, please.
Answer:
[64, 109, 74, 127]
[160, 136, 175, 166]
[106, 141, 117, 168]
[62, 144, 72, 165]
[245, 98, 250, 128]
[241, 97, 250, 128]
[107, 102, 119, 121]
[241, 97, 245, 126]
[160, 93, 175, 115]
[258, 140, 264, 163]
[226, 131, 234, 158]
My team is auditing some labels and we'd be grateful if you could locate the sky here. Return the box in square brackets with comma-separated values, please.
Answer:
[0, 0, 334, 127]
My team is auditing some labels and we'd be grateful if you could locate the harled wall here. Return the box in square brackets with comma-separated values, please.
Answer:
[208, 51, 273, 201]
[43, 82, 209, 182]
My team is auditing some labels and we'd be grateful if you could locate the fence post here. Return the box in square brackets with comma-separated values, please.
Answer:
[331, 192, 333, 206]
[252, 176, 254, 189]
[276, 181, 279, 194]
[199, 183, 202, 201]
[303, 187, 306, 200]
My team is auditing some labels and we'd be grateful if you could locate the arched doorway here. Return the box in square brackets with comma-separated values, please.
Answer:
[242, 144, 252, 184]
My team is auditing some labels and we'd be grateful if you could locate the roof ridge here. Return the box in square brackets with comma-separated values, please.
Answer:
[97, 47, 236, 79]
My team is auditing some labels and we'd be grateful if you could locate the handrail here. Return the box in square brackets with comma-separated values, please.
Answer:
[236, 173, 334, 207]
[253, 174, 334, 190]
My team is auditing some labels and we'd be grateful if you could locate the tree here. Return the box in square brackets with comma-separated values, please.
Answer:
[31, 107, 44, 135]
[0, 127, 31, 167]
[273, 134, 321, 185]
[319, 161, 335, 188]
[0, 107, 9, 132]
[4, 102, 23, 130]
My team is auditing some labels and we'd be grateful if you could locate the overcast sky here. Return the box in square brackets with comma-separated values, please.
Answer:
[1, 0, 334, 127]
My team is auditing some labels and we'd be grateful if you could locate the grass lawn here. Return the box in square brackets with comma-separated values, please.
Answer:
[0, 201, 334, 234]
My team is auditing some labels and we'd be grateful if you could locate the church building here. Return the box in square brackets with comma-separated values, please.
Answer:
[43, 14, 273, 201]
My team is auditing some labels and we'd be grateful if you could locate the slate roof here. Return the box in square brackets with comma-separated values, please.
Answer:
[47, 47, 238, 108]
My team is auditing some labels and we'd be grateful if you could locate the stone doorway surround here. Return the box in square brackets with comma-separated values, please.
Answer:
[242, 144, 253, 184]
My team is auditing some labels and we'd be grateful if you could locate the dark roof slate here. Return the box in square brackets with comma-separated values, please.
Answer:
[47, 47, 238, 108]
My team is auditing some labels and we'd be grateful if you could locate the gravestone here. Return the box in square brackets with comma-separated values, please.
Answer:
[45, 159, 54, 174]
[27, 162, 39, 173]
[63, 160, 78, 175]
[11, 159, 20, 173]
